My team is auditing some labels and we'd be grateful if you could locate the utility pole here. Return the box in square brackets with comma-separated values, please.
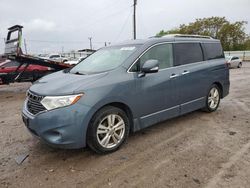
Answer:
[88, 37, 93, 50]
[133, 0, 137, 40]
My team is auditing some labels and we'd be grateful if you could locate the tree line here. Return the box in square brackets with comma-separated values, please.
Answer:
[156, 17, 250, 51]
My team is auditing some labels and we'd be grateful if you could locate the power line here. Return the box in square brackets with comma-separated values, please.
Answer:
[114, 9, 133, 42]
[86, 0, 125, 20]
[82, 6, 132, 31]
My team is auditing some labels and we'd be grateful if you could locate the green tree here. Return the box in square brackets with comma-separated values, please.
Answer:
[156, 17, 248, 51]
[244, 37, 250, 50]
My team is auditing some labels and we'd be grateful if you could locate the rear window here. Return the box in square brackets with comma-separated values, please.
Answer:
[174, 43, 204, 66]
[203, 43, 224, 60]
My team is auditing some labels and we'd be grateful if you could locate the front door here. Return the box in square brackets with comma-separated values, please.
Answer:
[130, 43, 180, 129]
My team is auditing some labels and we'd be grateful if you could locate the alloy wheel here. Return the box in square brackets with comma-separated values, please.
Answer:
[208, 87, 220, 109]
[96, 114, 125, 149]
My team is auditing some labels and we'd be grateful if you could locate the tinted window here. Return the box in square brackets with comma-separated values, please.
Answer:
[204, 43, 224, 60]
[174, 43, 203, 66]
[130, 43, 173, 72]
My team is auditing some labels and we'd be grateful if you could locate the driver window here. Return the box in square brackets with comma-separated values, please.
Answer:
[130, 43, 173, 72]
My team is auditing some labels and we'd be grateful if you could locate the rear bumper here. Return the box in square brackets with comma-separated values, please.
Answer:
[22, 99, 93, 149]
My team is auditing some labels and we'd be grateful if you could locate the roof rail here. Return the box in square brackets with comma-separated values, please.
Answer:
[162, 34, 213, 39]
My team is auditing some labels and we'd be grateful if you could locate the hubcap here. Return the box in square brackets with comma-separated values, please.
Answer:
[96, 114, 125, 149]
[208, 87, 220, 109]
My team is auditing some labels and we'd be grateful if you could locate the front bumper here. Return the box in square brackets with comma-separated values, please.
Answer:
[22, 99, 93, 149]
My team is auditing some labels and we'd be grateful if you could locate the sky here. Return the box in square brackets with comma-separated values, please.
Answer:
[0, 0, 249, 54]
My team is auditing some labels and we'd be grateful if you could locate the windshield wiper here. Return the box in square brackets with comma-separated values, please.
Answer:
[72, 71, 85, 75]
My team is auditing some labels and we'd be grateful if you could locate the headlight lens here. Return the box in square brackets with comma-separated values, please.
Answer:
[41, 94, 83, 110]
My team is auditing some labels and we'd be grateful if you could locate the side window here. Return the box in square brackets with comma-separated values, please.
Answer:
[130, 43, 173, 72]
[204, 43, 224, 60]
[174, 43, 204, 66]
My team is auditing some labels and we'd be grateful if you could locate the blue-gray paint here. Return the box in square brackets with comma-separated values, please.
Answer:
[22, 36, 230, 149]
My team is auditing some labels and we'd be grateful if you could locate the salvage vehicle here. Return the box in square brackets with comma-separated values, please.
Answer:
[2, 25, 72, 85]
[22, 34, 230, 154]
[225, 56, 243, 68]
[0, 60, 51, 84]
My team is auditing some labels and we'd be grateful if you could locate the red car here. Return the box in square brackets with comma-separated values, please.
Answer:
[0, 60, 51, 84]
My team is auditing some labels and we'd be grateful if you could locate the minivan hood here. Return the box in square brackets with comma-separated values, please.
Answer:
[29, 70, 108, 96]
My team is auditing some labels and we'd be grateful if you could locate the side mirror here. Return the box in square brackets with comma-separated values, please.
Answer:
[141, 59, 159, 74]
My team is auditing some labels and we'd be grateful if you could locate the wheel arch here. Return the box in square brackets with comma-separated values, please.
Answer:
[107, 102, 134, 132]
[213, 82, 223, 98]
[88, 101, 135, 133]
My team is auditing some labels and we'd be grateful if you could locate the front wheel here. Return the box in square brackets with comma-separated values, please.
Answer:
[87, 106, 130, 154]
[203, 84, 221, 112]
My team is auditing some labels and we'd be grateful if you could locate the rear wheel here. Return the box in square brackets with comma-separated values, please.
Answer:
[87, 106, 130, 154]
[203, 84, 221, 112]
[238, 62, 242, 68]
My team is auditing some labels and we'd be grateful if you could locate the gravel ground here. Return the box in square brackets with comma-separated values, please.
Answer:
[0, 63, 250, 188]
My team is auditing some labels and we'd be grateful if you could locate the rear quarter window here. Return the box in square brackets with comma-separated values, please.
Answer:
[174, 43, 204, 66]
[203, 43, 224, 60]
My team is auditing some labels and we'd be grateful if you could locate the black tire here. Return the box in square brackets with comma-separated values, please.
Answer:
[238, 62, 242, 68]
[87, 106, 130, 154]
[203, 84, 221, 112]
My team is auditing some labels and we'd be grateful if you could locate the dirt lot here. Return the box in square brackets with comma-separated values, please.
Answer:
[0, 63, 250, 188]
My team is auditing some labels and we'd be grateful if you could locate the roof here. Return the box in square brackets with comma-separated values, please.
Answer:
[114, 34, 220, 47]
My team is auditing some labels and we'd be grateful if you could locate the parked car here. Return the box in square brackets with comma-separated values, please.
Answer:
[225, 56, 242, 68]
[22, 35, 230, 154]
[48, 54, 68, 63]
[65, 56, 87, 65]
[0, 60, 51, 84]
[39, 54, 68, 63]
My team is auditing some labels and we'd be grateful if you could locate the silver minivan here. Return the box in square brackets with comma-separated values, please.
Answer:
[22, 35, 230, 153]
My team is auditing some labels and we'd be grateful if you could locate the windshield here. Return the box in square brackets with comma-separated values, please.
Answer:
[70, 45, 139, 74]
[225, 56, 231, 60]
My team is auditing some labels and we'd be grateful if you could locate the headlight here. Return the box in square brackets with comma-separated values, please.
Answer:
[41, 94, 83, 110]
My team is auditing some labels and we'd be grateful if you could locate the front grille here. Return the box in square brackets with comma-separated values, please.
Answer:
[27, 91, 46, 115]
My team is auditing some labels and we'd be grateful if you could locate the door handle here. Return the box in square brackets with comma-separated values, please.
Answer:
[170, 74, 179, 79]
[182, 70, 190, 75]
